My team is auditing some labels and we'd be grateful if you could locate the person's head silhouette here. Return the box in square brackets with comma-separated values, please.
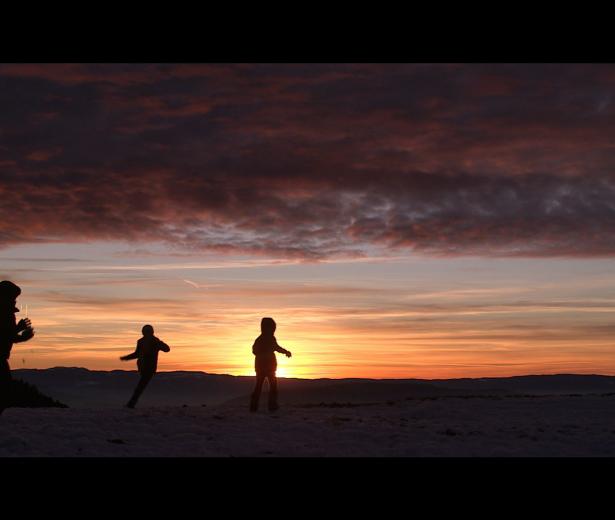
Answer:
[261, 317, 276, 336]
[0, 280, 21, 299]
[142, 324, 154, 337]
[0, 280, 21, 310]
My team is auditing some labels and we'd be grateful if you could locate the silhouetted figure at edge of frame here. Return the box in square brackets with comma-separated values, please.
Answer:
[120, 324, 170, 408]
[250, 317, 292, 412]
[0, 281, 35, 414]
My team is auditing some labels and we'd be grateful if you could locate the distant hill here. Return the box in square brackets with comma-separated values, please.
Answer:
[427, 374, 615, 395]
[13, 367, 257, 408]
[13, 368, 615, 409]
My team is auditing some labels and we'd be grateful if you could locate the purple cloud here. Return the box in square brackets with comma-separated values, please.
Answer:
[1, 63, 615, 258]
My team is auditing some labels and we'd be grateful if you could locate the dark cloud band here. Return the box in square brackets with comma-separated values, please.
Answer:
[1, 64, 614, 258]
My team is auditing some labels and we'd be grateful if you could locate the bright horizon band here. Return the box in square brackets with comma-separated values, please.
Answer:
[2, 243, 614, 379]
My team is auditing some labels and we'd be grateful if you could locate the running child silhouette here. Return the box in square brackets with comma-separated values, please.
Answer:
[120, 325, 170, 408]
[250, 317, 292, 412]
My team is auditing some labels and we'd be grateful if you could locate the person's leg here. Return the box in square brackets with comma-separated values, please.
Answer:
[250, 374, 265, 411]
[0, 360, 10, 415]
[126, 370, 154, 408]
[268, 373, 278, 411]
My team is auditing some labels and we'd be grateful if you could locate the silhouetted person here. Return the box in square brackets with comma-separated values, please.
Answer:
[120, 324, 170, 408]
[250, 317, 292, 412]
[0, 281, 35, 414]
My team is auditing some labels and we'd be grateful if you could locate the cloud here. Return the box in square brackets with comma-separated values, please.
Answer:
[2, 64, 615, 258]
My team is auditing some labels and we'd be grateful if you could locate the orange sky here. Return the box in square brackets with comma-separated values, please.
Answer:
[3, 242, 615, 379]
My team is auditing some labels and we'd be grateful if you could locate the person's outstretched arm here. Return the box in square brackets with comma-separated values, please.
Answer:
[274, 340, 292, 358]
[155, 337, 170, 352]
[120, 342, 140, 361]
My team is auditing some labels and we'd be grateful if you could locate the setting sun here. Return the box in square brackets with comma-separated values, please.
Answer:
[275, 367, 290, 379]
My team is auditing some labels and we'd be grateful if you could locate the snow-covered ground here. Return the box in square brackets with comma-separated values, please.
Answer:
[2, 394, 615, 456]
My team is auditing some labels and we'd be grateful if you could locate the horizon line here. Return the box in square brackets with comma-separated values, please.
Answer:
[12, 366, 615, 382]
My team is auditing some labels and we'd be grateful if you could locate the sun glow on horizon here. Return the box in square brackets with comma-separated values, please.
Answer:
[5, 243, 615, 379]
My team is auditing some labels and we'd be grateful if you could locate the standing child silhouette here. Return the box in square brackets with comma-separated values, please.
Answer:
[250, 317, 292, 412]
[0, 281, 35, 414]
[120, 324, 170, 408]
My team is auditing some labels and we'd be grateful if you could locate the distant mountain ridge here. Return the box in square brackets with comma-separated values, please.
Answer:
[12, 367, 615, 409]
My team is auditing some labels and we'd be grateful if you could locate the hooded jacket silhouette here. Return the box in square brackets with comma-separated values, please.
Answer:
[250, 317, 291, 412]
[252, 334, 287, 374]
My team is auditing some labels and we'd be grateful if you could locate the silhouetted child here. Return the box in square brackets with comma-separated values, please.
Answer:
[250, 317, 292, 412]
[0, 281, 35, 414]
[120, 324, 170, 408]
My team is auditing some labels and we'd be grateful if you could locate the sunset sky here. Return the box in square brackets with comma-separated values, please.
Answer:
[1, 63, 615, 379]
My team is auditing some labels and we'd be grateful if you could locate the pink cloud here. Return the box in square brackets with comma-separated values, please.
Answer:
[1, 64, 615, 258]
